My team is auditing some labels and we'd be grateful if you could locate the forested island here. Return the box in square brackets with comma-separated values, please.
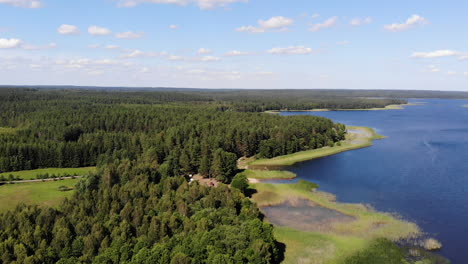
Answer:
[0, 88, 454, 263]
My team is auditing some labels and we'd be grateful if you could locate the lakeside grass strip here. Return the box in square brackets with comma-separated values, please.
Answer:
[249, 126, 383, 169]
[242, 169, 296, 180]
[0, 167, 96, 180]
[0, 179, 77, 212]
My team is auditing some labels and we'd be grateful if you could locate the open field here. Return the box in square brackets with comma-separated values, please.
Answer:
[251, 181, 421, 264]
[249, 126, 384, 169]
[0, 179, 77, 212]
[0, 167, 96, 180]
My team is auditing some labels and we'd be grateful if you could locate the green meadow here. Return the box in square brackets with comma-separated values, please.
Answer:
[0, 167, 96, 180]
[0, 179, 77, 212]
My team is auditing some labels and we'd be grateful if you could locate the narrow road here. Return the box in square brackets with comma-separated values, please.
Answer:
[2, 176, 83, 184]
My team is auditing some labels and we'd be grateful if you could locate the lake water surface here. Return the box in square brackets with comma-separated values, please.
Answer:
[279, 99, 468, 263]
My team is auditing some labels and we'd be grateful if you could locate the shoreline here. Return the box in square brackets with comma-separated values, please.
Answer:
[250, 180, 443, 264]
[264, 102, 423, 114]
[244, 125, 445, 263]
[248, 126, 384, 170]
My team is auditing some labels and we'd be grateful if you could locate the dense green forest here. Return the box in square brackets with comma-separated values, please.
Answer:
[0, 88, 349, 263]
[0, 88, 360, 175]
[0, 163, 281, 263]
[0, 88, 453, 263]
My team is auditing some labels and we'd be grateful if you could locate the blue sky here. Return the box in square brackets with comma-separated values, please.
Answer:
[0, 0, 467, 90]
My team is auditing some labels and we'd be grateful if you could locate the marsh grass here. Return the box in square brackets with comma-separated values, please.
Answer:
[251, 180, 421, 264]
[253, 181, 419, 239]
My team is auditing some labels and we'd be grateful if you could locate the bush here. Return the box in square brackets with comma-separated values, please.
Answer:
[231, 173, 249, 194]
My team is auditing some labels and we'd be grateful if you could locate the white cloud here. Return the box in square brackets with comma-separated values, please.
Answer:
[258, 16, 293, 30]
[118, 0, 248, 10]
[426, 65, 440, 73]
[385, 14, 428, 32]
[22, 42, 57, 50]
[88, 26, 112, 36]
[141, 67, 150, 73]
[0, 0, 41, 8]
[197, 48, 212, 54]
[350, 17, 372, 26]
[411, 50, 459, 58]
[447, 71, 457, 75]
[87, 70, 105, 76]
[88, 44, 101, 49]
[57, 24, 80, 35]
[120, 49, 147, 58]
[267, 46, 312, 55]
[169, 25, 179, 29]
[0, 38, 22, 48]
[119, 49, 160, 59]
[464, 72, 468, 77]
[168, 55, 184, 61]
[236, 16, 293, 33]
[225, 50, 250, 56]
[200, 56, 221, 62]
[115, 31, 144, 39]
[311, 13, 320, 19]
[309, 16, 338, 32]
[105, 45, 120, 49]
[235, 26, 265, 33]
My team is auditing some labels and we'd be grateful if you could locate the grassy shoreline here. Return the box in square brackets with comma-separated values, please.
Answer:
[249, 126, 383, 169]
[250, 180, 421, 264]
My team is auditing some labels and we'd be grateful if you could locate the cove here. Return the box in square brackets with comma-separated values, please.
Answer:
[276, 99, 468, 263]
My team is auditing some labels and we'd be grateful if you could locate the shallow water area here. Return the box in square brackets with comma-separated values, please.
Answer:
[261, 198, 355, 232]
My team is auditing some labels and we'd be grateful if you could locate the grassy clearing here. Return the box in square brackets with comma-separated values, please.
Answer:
[0, 167, 96, 180]
[249, 126, 383, 169]
[0, 179, 76, 212]
[0, 127, 18, 135]
[241, 169, 296, 180]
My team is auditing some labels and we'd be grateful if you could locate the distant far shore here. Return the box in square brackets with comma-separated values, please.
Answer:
[264, 102, 425, 114]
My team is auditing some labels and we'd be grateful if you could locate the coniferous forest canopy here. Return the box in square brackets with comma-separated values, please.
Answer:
[0, 87, 443, 263]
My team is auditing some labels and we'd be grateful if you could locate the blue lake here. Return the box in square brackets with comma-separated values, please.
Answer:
[279, 99, 468, 263]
